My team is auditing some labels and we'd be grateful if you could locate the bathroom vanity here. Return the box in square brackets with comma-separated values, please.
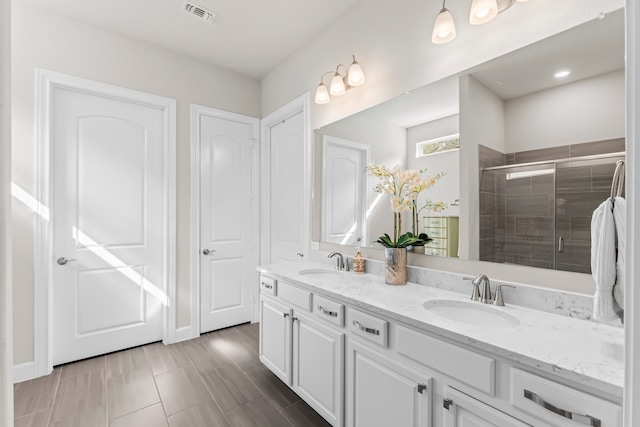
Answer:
[257, 262, 623, 427]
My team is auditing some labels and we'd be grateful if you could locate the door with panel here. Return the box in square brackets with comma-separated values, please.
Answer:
[347, 340, 432, 427]
[52, 85, 168, 365]
[322, 136, 368, 246]
[292, 311, 344, 426]
[199, 113, 255, 333]
[269, 111, 306, 263]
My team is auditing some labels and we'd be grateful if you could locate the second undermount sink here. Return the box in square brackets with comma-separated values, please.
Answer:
[298, 268, 343, 277]
[423, 299, 520, 329]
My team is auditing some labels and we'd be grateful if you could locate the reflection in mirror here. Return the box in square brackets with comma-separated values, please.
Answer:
[312, 8, 625, 272]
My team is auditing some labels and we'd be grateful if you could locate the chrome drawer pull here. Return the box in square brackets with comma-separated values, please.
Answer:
[318, 305, 338, 317]
[352, 320, 380, 335]
[261, 282, 273, 289]
[524, 390, 601, 427]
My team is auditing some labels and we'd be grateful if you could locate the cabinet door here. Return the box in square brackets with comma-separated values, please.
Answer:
[293, 312, 344, 426]
[259, 296, 292, 384]
[347, 340, 432, 427]
[443, 387, 530, 427]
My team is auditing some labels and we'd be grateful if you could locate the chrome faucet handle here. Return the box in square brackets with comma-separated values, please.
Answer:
[493, 285, 516, 307]
[463, 277, 481, 301]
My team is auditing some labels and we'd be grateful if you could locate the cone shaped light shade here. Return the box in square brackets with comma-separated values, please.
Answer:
[315, 83, 330, 104]
[469, 0, 498, 25]
[347, 60, 365, 86]
[330, 73, 346, 96]
[432, 8, 456, 44]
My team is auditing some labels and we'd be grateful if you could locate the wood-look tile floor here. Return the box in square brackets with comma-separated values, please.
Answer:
[14, 323, 331, 427]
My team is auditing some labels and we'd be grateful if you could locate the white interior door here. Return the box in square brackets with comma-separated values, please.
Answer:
[199, 114, 254, 333]
[52, 86, 166, 365]
[269, 111, 305, 263]
[322, 136, 368, 246]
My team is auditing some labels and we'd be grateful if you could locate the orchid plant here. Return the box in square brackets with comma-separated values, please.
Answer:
[366, 164, 444, 248]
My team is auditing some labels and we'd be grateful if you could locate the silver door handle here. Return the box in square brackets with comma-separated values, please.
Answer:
[352, 320, 380, 335]
[202, 249, 216, 255]
[57, 257, 76, 266]
[318, 305, 338, 317]
[524, 389, 601, 427]
[558, 237, 565, 253]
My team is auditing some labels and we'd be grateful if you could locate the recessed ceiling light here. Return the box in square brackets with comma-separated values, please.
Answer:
[554, 70, 571, 78]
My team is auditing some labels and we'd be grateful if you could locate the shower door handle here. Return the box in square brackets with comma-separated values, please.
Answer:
[558, 237, 564, 253]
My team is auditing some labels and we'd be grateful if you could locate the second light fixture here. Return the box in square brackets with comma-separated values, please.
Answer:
[432, 0, 528, 44]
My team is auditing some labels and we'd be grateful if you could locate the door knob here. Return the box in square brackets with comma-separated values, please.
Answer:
[202, 249, 216, 255]
[56, 257, 76, 266]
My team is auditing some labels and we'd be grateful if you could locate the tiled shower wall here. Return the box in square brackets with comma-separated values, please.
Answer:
[479, 138, 625, 273]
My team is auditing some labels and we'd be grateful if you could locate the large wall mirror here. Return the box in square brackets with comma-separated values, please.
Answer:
[312, 8, 625, 275]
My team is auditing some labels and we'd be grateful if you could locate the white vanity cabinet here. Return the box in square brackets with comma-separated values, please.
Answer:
[257, 270, 622, 427]
[259, 275, 345, 426]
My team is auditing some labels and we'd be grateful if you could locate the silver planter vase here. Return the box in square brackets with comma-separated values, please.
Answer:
[384, 247, 407, 285]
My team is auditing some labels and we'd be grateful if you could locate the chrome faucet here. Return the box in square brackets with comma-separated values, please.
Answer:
[328, 252, 345, 271]
[472, 274, 492, 304]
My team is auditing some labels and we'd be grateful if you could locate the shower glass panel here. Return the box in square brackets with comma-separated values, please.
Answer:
[479, 153, 624, 273]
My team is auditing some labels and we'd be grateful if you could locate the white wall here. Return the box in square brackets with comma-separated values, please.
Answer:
[11, 1, 261, 367]
[268, 0, 623, 296]
[459, 76, 505, 260]
[505, 69, 625, 151]
[407, 115, 460, 219]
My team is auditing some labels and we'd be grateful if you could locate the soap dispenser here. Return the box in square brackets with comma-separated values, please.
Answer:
[353, 248, 365, 274]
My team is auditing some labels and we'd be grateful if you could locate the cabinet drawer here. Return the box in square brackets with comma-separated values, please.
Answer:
[313, 294, 344, 327]
[260, 275, 277, 295]
[278, 281, 312, 311]
[424, 247, 447, 257]
[348, 308, 388, 347]
[510, 368, 621, 427]
[424, 217, 446, 227]
[396, 325, 495, 395]
[424, 227, 447, 238]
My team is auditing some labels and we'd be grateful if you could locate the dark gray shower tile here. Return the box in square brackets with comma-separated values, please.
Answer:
[505, 216, 515, 237]
[478, 144, 505, 167]
[479, 238, 498, 262]
[556, 263, 592, 274]
[514, 217, 554, 241]
[510, 258, 553, 269]
[480, 171, 498, 193]
[557, 191, 609, 217]
[505, 153, 515, 165]
[592, 163, 618, 191]
[569, 138, 625, 157]
[504, 236, 533, 259]
[531, 174, 554, 194]
[506, 194, 552, 217]
[532, 242, 554, 262]
[514, 146, 570, 163]
[480, 192, 498, 216]
[570, 217, 591, 241]
[505, 177, 532, 195]
[557, 241, 591, 267]
[556, 216, 570, 237]
[556, 167, 591, 192]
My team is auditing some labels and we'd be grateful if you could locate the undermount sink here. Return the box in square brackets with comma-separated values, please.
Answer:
[298, 268, 343, 276]
[422, 299, 520, 329]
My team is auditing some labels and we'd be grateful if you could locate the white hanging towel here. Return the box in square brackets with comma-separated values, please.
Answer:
[612, 197, 626, 309]
[591, 199, 619, 321]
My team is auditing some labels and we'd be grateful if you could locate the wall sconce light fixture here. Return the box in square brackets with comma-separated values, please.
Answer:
[432, 0, 528, 44]
[315, 55, 365, 104]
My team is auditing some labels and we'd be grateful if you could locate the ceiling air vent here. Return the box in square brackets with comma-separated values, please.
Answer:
[183, 1, 216, 23]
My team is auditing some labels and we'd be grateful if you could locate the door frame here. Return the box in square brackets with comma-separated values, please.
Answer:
[259, 93, 311, 269]
[32, 69, 176, 379]
[189, 104, 260, 332]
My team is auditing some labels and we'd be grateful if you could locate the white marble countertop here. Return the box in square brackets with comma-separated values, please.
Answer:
[258, 262, 624, 399]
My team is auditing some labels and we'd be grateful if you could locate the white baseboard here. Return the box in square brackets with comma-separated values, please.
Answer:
[13, 361, 36, 384]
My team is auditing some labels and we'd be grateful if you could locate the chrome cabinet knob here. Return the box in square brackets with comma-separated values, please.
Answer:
[56, 257, 76, 266]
